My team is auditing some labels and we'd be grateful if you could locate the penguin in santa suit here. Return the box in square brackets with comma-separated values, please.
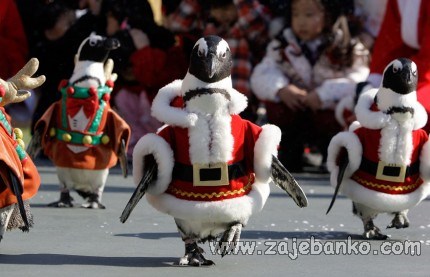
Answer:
[327, 58, 430, 239]
[0, 58, 45, 243]
[120, 35, 308, 266]
[28, 34, 130, 209]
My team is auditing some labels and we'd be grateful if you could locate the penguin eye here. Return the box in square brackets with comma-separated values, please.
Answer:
[392, 66, 399, 73]
[198, 50, 204, 57]
[221, 52, 226, 58]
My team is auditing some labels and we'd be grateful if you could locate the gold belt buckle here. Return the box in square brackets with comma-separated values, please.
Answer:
[192, 162, 229, 186]
[376, 161, 406, 182]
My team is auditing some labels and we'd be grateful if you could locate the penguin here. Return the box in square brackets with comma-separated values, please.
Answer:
[120, 35, 308, 266]
[27, 34, 130, 209]
[0, 58, 45, 243]
[326, 58, 430, 239]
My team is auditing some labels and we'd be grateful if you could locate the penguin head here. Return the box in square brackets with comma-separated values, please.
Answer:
[376, 58, 418, 121]
[188, 35, 232, 83]
[75, 34, 121, 63]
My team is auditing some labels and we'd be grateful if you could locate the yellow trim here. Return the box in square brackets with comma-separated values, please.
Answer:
[169, 181, 252, 200]
[352, 175, 421, 192]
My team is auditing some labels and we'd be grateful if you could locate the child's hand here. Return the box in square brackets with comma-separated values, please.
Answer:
[304, 92, 322, 112]
[278, 84, 307, 112]
[129, 29, 150, 50]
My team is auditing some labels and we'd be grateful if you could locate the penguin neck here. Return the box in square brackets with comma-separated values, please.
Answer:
[181, 72, 232, 95]
[70, 61, 106, 87]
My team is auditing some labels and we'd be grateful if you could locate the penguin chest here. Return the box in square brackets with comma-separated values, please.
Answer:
[66, 108, 91, 153]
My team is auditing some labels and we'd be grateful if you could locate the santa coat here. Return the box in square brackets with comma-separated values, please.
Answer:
[369, 0, 430, 131]
[133, 80, 281, 224]
[0, 108, 39, 209]
[327, 89, 430, 212]
[36, 83, 130, 170]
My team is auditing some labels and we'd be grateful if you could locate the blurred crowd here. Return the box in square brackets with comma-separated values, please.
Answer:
[1, 0, 430, 172]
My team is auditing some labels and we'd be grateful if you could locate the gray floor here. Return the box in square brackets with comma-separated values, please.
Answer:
[1, 160, 429, 277]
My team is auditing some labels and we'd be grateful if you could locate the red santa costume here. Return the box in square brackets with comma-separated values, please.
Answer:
[368, 0, 430, 131]
[327, 88, 430, 212]
[133, 79, 281, 226]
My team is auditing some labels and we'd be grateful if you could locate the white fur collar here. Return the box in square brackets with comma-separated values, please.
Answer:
[151, 78, 248, 128]
[355, 88, 427, 130]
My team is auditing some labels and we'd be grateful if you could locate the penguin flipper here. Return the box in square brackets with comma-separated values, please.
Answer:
[26, 128, 42, 160]
[118, 138, 128, 178]
[326, 147, 349, 214]
[271, 155, 308, 208]
[120, 155, 157, 223]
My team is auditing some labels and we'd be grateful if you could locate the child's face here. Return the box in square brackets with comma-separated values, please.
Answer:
[291, 0, 325, 42]
[210, 3, 238, 29]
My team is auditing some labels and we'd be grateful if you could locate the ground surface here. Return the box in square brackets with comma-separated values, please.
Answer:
[1, 159, 429, 277]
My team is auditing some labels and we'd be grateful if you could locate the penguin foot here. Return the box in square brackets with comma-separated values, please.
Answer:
[80, 193, 105, 209]
[179, 242, 215, 266]
[81, 201, 106, 209]
[216, 222, 242, 257]
[363, 221, 389, 240]
[48, 192, 74, 208]
[387, 213, 410, 229]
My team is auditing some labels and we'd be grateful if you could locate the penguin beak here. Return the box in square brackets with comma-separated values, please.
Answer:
[401, 70, 412, 84]
[207, 53, 219, 79]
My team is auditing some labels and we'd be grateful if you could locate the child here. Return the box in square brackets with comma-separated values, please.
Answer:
[106, 0, 188, 158]
[250, 0, 369, 172]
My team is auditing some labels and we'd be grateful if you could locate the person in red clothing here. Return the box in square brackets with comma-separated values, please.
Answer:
[0, 0, 28, 80]
[365, 0, 430, 132]
[106, 0, 189, 158]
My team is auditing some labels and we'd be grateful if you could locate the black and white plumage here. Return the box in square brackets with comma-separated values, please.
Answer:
[28, 34, 128, 209]
[121, 35, 307, 266]
[327, 58, 430, 239]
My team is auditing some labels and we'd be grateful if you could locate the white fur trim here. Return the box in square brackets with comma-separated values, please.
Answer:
[188, 111, 233, 164]
[228, 88, 248, 114]
[146, 179, 270, 224]
[355, 88, 390, 129]
[355, 87, 427, 130]
[420, 140, 430, 180]
[379, 118, 414, 164]
[132, 134, 174, 195]
[335, 96, 354, 127]
[398, 0, 420, 49]
[334, 177, 430, 212]
[412, 102, 428, 129]
[254, 124, 281, 182]
[349, 121, 361, 132]
[327, 132, 362, 178]
[367, 73, 382, 88]
[151, 80, 198, 128]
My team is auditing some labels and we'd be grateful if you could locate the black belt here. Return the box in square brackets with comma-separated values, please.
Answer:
[173, 161, 247, 183]
[359, 157, 419, 177]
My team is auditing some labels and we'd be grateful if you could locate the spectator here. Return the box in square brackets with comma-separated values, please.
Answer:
[251, 0, 369, 172]
[364, 0, 430, 132]
[107, 0, 189, 158]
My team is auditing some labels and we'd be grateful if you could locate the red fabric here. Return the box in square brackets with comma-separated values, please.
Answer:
[130, 45, 188, 101]
[158, 115, 262, 201]
[352, 127, 428, 194]
[0, 108, 40, 208]
[0, 0, 28, 79]
[66, 94, 99, 118]
[370, 0, 430, 131]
